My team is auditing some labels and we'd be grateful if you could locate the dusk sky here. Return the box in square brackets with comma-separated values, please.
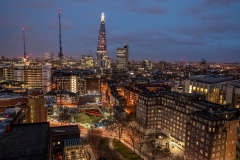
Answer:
[0, 0, 240, 62]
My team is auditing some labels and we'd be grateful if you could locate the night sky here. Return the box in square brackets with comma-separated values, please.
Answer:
[0, 0, 240, 62]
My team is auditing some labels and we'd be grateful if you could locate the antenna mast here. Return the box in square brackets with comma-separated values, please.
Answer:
[58, 10, 63, 59]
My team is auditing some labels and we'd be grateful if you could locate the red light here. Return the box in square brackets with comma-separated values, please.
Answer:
[58, 10, 60, 13]
[22, 28, 25, 30]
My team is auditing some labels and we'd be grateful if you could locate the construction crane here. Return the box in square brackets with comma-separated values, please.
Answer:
[58, 10, 63, 59]
[89, 48, 95, 67]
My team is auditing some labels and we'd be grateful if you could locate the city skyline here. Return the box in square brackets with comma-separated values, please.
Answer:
[0, 0, 240, 62]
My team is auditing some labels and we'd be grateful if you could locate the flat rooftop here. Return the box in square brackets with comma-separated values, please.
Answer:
[193, 111, 223, 121]
[50, 125, 80, 136]
[0, 107, 21, 135]
[189, 75, 233, 84]
[0, 122, 50, 160]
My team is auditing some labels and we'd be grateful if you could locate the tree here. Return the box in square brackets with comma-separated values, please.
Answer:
[145, 130, 163, 160]
[126, 122, 137, 153]
[88, 129, 102, 158]
[113, 120, 125, 142]
[135, 120, 146, 157]
[87, 129, 123, 160]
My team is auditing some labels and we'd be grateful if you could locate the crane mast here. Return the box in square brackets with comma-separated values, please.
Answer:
[58, 10, 63, 59]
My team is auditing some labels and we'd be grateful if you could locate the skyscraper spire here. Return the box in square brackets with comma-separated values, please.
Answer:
[97, 12, 108, 68]
[101, 13, 105, 22]
[58, 10, 63, 59]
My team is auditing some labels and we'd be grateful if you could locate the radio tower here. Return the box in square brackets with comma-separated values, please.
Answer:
[58, 10, 63, 59]
[97, 13, 107, 68]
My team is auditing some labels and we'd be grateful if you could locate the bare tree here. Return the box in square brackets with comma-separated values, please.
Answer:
[113, 120, 125, 142]
[126, 122, 137, 153]
[145, 130, 163, 160]
[135, 119, 146, 157]
[88, 129, 102, 158]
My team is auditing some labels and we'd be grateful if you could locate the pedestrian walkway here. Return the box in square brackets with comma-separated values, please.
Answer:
[109, 138, 126, 160]
[108, 137, 149, 160]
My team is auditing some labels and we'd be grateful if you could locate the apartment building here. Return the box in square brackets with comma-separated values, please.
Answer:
[136, 93, 161, 134]
[136, 92, 224, 145]
[84, 77, 101, 95]
[13, 65, 51, 92]
[124, 86, 139, 106]
[185, 109, 240, 160]
[53, 73, 84, 95]
[109, 92, 126, 107]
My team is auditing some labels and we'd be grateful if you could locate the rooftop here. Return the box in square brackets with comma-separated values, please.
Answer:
[112, 106, 126, 113]
[0, 122, 50, 160]
[189, 75, 233, 84]
[50, 125, 80, 136]
[0, 107, 21, 135]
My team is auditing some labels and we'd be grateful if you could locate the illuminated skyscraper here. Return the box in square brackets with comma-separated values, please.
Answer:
[97, 13, 109, 69]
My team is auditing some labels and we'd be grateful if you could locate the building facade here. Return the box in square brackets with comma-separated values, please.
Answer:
[116, 44, 128, 70]
[28, 91, 47, 123]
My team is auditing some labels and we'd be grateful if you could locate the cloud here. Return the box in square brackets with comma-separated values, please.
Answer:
[196, 13, 231, 22]
[168, 21, 240, 40]
[116, 0, 166, 15]
[180, 0, 240, 15]
[129, 6, 166, 15]
[71, 0, 96, 2]
[17, 1, 54, 10]
[202, 0, 239, 7]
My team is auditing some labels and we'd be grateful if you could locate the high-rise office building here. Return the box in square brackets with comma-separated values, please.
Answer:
[81, 55, 94, 69]
[97, 13, 109, 69]
[116, 44, 129, 70]
[44, 53, 53, 60]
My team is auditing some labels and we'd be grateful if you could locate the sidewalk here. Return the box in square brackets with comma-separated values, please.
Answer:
[109, 138, 126, 160]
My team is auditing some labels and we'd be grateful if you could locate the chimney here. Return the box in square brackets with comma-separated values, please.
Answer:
[6, 125, 11, 132]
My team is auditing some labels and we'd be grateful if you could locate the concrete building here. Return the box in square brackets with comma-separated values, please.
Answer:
[50, 125, 88, 160]
[12, 65, 51, 92]
[28, 91, 47, 123]
[116, 44, 128, 70]
[184, 75, 233, 103]
[184, 76, 240, 108]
